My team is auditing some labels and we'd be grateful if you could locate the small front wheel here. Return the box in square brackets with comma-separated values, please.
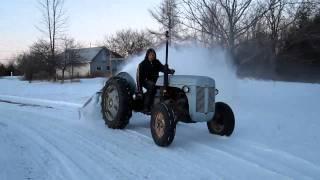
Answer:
[207, 102, 235, 136]
[150, 103, 176, 147]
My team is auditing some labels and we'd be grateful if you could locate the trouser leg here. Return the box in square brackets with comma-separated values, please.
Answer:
[143, 80, 156, 110]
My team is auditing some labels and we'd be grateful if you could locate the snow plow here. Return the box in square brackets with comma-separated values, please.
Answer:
[100, 31, 235, 147]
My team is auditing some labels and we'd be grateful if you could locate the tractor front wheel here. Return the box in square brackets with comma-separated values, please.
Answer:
[150, 103, 176, 147]
[207, 102, 235, 136]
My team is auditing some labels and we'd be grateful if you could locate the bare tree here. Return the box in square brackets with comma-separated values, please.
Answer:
[104, 29, 154, 57]
[16, 53, 36, 82]
[16, 40, 51, 82]
[263, 0, 302, 55]
[30, 39, 51, 61]
[294, 0, 320, 27]
[58, 37, 81, 82]
[181, 0, 271, 55]
[149, 0, 182, 43]
[0, 64, 7, 76]
[37, 0, 67, 75]
[263, 0, 320, 54]
[263, 0, 287, 55]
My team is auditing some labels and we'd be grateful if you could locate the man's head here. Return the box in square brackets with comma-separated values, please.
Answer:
[145, 48, 156, 62]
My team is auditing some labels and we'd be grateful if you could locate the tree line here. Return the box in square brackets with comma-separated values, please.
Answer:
[2, 0, 319, 82]
[0, 63, 19, 77]
[148, 0, 320, 81]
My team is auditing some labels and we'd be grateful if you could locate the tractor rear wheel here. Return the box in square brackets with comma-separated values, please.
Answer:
[101, 77, 132, 129]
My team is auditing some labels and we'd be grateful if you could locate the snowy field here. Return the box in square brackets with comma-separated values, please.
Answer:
[1, 76, 320, 180]
[1, 46, 320, 180]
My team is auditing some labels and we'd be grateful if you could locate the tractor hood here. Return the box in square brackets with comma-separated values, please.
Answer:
[156, 75, 215, 88]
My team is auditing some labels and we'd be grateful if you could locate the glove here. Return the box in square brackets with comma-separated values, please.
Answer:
[169, 69, 175, 74]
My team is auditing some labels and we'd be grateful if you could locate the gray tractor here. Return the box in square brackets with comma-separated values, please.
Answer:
[101, 32, 235, 147]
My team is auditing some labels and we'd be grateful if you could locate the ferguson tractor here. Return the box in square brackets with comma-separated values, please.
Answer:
[101, 32, 235, 147]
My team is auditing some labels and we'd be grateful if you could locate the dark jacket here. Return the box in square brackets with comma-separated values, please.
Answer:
[136, 59, 165, 92]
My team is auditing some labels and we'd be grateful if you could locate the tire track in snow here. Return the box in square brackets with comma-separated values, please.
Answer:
[2, 104, 223, 180]
[1, 118, 88, 180]
[119, 123, 290, 179]
[30, 122, 151, 180]
[0, 121, 30, 180]
[0, 99, 54, 109]
[62, 124, 223, 180]
[32, 114, 161, 179]
[125, 119, 319, 179]
[55, 121, 224, 179]
[113, 114, 280, 179]
[188, 141, 292, 179]
[78, 114, 225, 179]
[4, 96, 318, 179]
[177, 123, 320, 179]
[28, 126, 129, 180]
[1, 104, 122, 180]
[1, 108, 139, 180]
[0, 95, 82, 109]
[212, 139, 320, 179]
[10, 102, 316, 179]
[0, 122, 8, 128]
[118, 129, 225, 179]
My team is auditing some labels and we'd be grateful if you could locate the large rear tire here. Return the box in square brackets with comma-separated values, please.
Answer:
[101, 77, 132, 129]
[207, 102, 235, 136]
[150, 103, 176, 147]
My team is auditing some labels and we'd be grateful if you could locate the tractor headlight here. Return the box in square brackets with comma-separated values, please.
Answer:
[182, 86, 190, 93]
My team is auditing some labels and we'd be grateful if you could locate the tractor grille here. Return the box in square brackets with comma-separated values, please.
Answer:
[196, 87, 205, 113]
[196, 87, 215, 113]
[208, 87, 215, 112]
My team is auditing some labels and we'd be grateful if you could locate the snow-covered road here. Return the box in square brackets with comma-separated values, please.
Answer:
[1, 77, 320, 180]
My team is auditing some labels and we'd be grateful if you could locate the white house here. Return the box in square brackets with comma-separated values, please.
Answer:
[56, 47, 125, 78]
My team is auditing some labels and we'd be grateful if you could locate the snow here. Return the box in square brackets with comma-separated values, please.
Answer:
[1, 47, 320, 179]
[0, 77, 106, 105]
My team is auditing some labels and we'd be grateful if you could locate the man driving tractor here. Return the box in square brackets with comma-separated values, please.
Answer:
[136, 48, 175, 113]
[100, 39, 235, 147]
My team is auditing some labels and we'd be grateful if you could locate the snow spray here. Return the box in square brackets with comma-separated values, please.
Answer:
[121, 44, 238, 102]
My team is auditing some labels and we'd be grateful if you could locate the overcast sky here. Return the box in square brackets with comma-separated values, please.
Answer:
[0, 0, 161, 63]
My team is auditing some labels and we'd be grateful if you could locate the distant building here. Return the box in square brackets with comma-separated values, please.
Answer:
[56, 47, 125, 78]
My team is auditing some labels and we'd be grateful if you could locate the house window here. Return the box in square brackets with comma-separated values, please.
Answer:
[106, 66, 110, 70]
[97, 66, 101, 71]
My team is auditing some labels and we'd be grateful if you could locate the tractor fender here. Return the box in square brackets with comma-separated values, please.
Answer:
[115, 72, 137, 95]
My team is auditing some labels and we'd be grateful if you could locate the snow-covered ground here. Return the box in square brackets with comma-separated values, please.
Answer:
[0, 77, 106, 105]
[0, 44, 319, 180]
[1, 75, 320, 180]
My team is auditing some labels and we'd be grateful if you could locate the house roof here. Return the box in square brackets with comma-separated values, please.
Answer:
[78, 47, 102, 63]
[111, 51, 123, 58]
[66, 47, 123, 63]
